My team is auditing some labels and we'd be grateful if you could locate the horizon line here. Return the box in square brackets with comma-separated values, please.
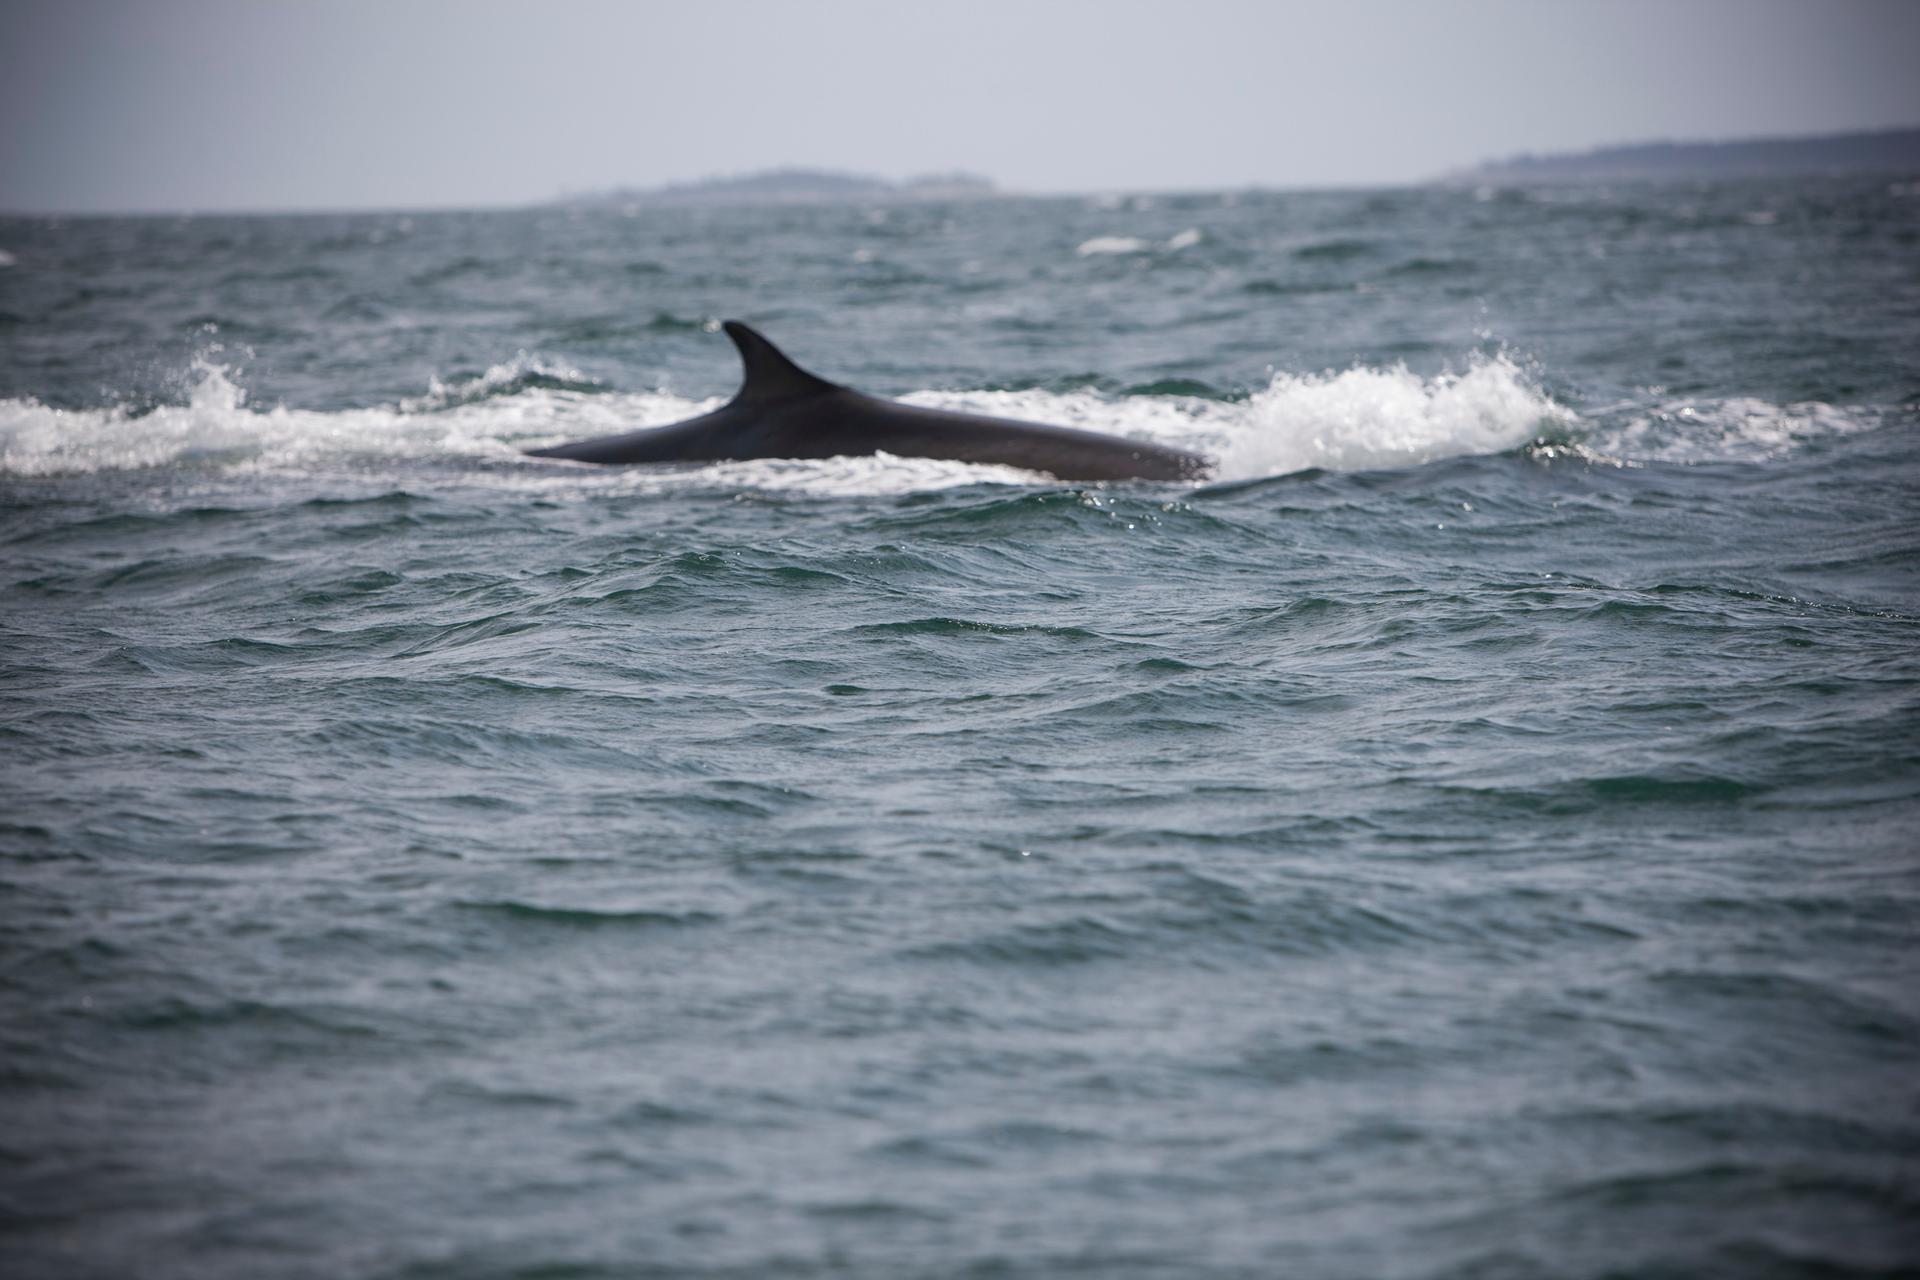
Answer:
[6, 122, 1916, 220]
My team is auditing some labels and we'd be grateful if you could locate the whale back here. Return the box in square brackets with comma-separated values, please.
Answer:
[528, 320, 1211, 480]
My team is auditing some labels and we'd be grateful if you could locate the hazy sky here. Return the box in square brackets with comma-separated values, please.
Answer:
[4, 0, 1917, 212]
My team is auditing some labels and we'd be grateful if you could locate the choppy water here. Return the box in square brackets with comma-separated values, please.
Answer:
[3, 181, 1918, 1279]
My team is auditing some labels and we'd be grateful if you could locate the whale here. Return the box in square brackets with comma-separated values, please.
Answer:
[524, 321, 1211, 482]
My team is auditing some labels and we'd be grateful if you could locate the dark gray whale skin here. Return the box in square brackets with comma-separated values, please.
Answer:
[524, 321, 1211, 482]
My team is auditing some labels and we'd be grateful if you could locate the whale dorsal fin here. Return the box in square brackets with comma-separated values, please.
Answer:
[722, 320, 841, 402]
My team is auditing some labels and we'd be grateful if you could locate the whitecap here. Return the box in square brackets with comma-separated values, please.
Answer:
[1075, 235, 1151, 256]
[1596, 398, 1882, 463]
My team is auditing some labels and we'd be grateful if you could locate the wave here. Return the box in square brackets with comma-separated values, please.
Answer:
[1586, 396, 1890, 463]
[0, 353, 1885, 494]
[1075, 228, 1204, 256]
[400, 353, 606, 412]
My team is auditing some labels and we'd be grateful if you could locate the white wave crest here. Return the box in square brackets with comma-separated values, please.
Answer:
[1075, 235, 1151, 256]
[401, 352, 593, 412]
[1593, 397, 1884, 463]
[0, 358, 612, 479]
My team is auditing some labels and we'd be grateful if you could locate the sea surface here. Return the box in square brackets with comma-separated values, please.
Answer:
[2, 180, 1917, 1279]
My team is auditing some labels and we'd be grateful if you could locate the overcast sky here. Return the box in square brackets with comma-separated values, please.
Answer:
[3, 0, 1917, 213]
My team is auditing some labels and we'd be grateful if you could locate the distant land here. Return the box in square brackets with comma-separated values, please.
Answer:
[558, 167, 997, 208]
[1450, 127, 1920, 184]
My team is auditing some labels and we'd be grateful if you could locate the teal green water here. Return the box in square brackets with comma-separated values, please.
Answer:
[2, 182, 1918, 1278]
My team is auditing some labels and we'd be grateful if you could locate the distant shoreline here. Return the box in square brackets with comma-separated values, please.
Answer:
[7, 131, 1920, 218]
[1446, 126, 1920, 184]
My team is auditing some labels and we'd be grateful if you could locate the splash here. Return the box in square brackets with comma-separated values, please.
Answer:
[0, 357, 538, 479]
[1214, 356, 1574, 480]
[2, 358, 260, 476]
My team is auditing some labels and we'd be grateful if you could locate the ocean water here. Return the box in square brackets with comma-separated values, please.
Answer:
[2, 181, 1917, 1279]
